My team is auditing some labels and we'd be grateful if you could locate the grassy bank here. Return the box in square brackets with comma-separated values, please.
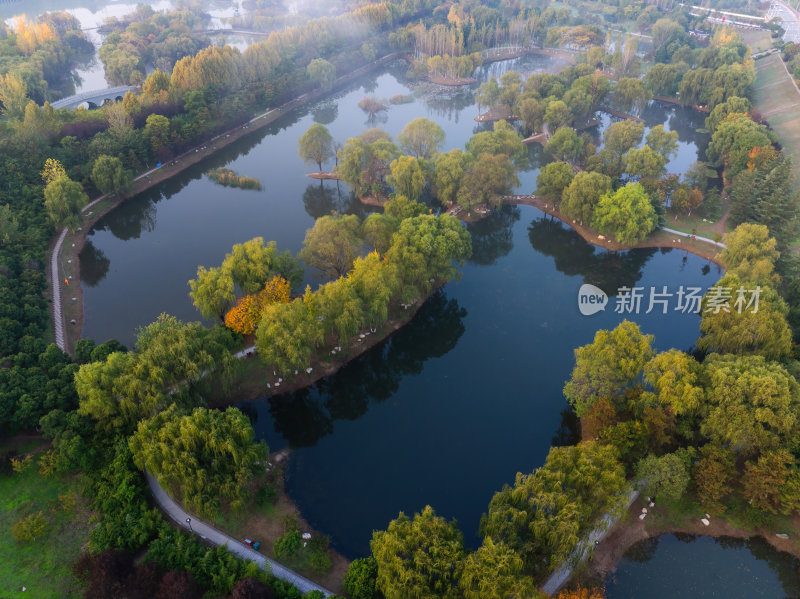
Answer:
[0, 452, 93, 598]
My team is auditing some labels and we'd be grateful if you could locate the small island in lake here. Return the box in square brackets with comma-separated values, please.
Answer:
[207, 167, 262, 190]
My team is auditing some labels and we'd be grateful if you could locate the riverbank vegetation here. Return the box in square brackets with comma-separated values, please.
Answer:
[5, 0, 800, 596]
[207, 167, 262, 190]
[98, 5, 211, 86]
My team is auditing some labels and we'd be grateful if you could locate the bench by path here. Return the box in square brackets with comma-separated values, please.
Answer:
[146, 472, 333, 597]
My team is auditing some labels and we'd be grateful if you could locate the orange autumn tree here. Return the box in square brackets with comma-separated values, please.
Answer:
[224, 275, 291, 335]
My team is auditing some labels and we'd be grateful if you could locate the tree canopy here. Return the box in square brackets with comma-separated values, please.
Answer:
[129, 405, 268, 517]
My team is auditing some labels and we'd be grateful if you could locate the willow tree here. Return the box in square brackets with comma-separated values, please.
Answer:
[298, 123, 334, 171]
[564, 320, 655, 417]
[129, 405, 268, 517]
[371, 506, 466, 599]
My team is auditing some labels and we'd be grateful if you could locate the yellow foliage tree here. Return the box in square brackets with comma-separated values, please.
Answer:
[224, 275, 291, 335]
[41, 158, 66, 186]
[10, 15, 56, 55]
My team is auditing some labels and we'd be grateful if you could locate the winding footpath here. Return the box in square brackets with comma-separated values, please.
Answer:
[146, 472, 333, 597]
[662, 227, 726, 249]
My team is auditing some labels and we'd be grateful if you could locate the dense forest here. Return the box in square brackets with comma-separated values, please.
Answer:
[2, 0, 800, 597]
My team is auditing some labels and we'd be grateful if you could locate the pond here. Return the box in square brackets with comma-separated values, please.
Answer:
[605, 534, 800, 599]
[78, 56, 722, 558]
[79, 55, 711, 346]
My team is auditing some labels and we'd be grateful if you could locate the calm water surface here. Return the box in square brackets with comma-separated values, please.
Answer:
[606, 534, 800, 599]
[75, 57, 751, 564]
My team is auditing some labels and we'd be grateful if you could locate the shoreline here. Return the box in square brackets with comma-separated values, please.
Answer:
[586, 495, 800, 585]
[49, 52, 401, 355]
[452, 196, 724, 266]
[210, 286, 439, 407]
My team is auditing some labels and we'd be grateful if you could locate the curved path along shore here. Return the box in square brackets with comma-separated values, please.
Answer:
[146, 472, 333, 597]
[541, 488, 640, 596]
[662, 226, 726, 248]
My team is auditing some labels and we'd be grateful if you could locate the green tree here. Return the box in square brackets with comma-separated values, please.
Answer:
[592, 182, 657, 244]
[306, 58, 336, 90]
[475, 78, 500, 111]
[644, 349, 704, 416]
[705, 96, 750, 135]
[564, 320, 654, 417]
[397, 118, 445, 160]
[91, 155, 132, 197]
[701, 354, 800, 455]
[385, 214, 471, 302]
[43, 175, 88, 231]
[371, 505, 465, 599]
[645, 125, 678, 161]
[719, 223, 779, 286]
[480, 442, 628, 576]
[343, 557, 379, 599]
[560, 171, 612, 226]
[76, 314, 236, 432]
[129, 404, 268, 518]
[189, 265, 236, 320]
[460, 538, 539, 599]
[697, 274, 792, 360]
[336, 134, 399, 197]
[536, 161, 574, 205]
[544, 100, 572, 131]
[545, 126, 584, 163]
[298, 124, 335, 172]
[705, 112, 771, 178]
[384, 194, 427, 219]
[613, 77, 651, 113]
[457, 153, 518, 212]
[624, 145, 666, 180]
[644, 62, 681, 96]
[388, 156, 426, 201]
[636, 452, 690, 501]
[299, 213, 363, 278]
[433, 149, 470, 206]
[256, 290, 322, 375]
[465, 121, 525, 162]
[603, 120, 644, 157]
[144, 113, 171, 154]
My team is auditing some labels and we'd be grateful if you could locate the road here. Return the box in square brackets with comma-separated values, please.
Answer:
[146, 472, 333, 597]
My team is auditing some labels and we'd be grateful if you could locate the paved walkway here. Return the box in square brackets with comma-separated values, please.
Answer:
[540, 489, 640, 596]
[662, 227, 726, 249]
[146, 472, 333, 597]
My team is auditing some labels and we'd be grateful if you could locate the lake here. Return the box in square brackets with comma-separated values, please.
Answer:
[606, 534, 800, 598]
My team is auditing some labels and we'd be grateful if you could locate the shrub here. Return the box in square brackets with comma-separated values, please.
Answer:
[274, 530, 302, 559]
[13, 511, 48, 543]
[343, 556, 379, 599]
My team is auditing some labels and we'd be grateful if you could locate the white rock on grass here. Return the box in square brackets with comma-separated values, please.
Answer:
[642, 507, 648, 514]
[639, 513, 647, 520]
[701, 518, 710, 526]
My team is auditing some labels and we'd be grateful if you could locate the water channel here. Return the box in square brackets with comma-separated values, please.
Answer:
[52, 27, 799, 590]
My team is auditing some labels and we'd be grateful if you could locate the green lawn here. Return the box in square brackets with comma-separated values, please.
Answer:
[0, 454, 93, 598]
[753, 53, 800, 190]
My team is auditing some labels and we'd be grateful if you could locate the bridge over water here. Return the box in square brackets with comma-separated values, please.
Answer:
[50, 85, 137, 110]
